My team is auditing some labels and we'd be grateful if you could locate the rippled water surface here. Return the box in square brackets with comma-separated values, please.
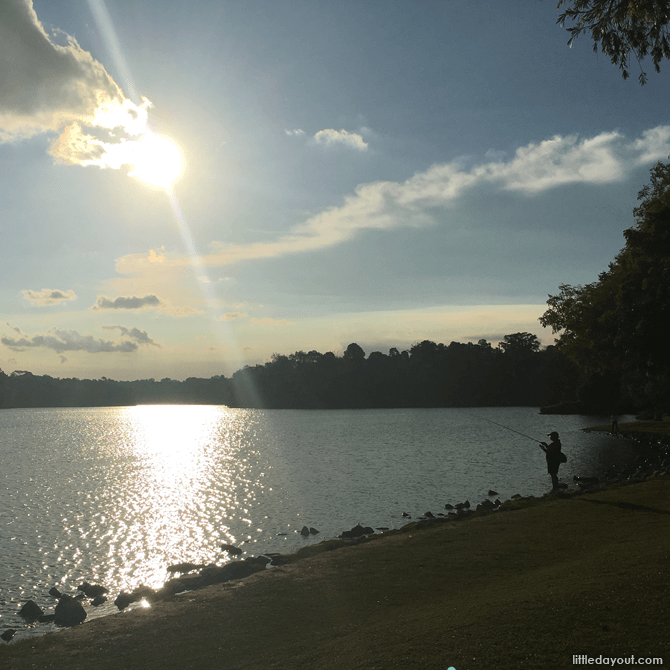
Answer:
[0, 406, 638, 639]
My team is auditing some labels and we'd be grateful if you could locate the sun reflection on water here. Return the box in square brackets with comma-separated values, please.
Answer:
[125, 404, 220, 487]
[94, 405, 262, 592]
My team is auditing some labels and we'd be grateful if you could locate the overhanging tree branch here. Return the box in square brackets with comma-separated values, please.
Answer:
[557, 0, 670, 84]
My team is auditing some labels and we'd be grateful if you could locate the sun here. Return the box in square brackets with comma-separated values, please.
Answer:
[128, 133, 184, 190]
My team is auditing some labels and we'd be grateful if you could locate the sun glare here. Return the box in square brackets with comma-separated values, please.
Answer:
[129, 133, 184, 190]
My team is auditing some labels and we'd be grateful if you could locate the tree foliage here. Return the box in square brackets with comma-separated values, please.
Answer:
[0, 334, 578, 410]
[557, 0, 670, 83]
[540, 158, 670, 408]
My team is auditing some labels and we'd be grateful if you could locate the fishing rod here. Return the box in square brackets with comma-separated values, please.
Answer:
[458, 410, 544, 446]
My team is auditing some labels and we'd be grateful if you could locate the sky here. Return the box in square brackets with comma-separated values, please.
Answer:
[1, 0, 670, 381]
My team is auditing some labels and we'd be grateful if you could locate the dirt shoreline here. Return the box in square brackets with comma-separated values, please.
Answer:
[2, 475, 669, 670]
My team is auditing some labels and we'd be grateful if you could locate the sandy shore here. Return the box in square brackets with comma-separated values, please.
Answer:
[2, 476, 669, 670]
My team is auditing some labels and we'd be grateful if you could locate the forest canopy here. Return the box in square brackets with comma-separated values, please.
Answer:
[540, 157, 670, 413]
[0, 333, 584, 410]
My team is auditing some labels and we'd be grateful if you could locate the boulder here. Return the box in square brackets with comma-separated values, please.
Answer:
[91, 595, 107, 607]
[1, 629, 16, 642]
[221, 544, 243, 556]
[488, 490, 499, 496]
[129, 585, 157, 603]
[114, 591, 134, 610]
[246, 555, 271, 567]
[340, 524, 374, 539]
[78, 582, 108, 599]
[48, 587, 62, 598]
[423, 511, 435, 518]
[309, 527, 320, 534]
[19, 600, 43, 620]
[444, 504, 454, 510]
[54, 594, 87, 627]
[198, 559, 265, 587]
[300, 526, 310, 536]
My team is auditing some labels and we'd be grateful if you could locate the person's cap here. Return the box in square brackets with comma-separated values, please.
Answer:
[547, 431, 559, 439]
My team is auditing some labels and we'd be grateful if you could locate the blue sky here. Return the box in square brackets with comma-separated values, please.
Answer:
[1, 0, 669, 380]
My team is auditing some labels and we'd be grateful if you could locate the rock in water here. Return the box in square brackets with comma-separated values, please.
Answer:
[221, 544, 243, 556]
[300, 526, 310, 536]
[488, 490, 499, 496]
[1, 629, 16, 642]
[114, 592, 134, 611]
[19, 600, 43, 620]
[340, 524, 375, 539]
[54, 594, 87, 627]
[78, 582, 108, 598]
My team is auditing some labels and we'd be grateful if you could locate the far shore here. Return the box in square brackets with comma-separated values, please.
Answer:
[2, 472, 669, 670]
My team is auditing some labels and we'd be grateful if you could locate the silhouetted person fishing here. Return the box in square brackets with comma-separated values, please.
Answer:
[539, 431, 564, 492]
[458, 412, 569, 495]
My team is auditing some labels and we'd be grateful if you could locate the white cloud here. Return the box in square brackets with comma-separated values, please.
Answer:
[285, 128, 305, 136]
[490, 131, 627, 193]
[21, 288, 77, 306]
[92, 294, 161, 310]
[0, 0, 157, 176]
[313, 128, 368, 151]
[114, 125, 670, 275]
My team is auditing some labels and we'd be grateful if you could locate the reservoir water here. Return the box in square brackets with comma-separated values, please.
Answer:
[0, 405, 638, 640]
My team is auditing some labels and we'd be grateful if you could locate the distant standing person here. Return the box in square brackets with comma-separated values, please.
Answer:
[611, 413, 619, 435]
[539, 431, 563, 493]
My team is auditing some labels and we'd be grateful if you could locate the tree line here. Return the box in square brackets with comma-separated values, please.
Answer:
[0, 332, 587, 410]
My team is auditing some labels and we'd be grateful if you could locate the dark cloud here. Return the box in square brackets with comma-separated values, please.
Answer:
[0, 0, 125, 139]
[102, 325, 159, 346]
[92, 295, 161, 310]
[1, 328, 138, 354]
[21, 288, 77, 306]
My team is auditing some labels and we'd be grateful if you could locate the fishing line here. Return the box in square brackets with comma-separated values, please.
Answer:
[457, 410, 542, 445]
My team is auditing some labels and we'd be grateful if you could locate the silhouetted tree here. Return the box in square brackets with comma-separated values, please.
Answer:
[0, 333, 582, 410]
[541, 158, 670, 411]
[557, 0, 670, 83]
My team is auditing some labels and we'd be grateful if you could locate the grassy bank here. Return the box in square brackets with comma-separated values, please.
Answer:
[2, 476, 669, 670]
[584, 417, 670, 437]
